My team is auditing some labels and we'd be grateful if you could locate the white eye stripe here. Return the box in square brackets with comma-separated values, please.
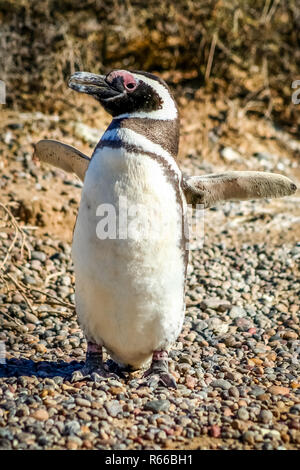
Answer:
[114, 74, 178, 121]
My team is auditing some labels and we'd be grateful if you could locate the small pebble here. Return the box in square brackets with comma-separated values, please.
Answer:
[237, 407, 249, 421]
[144, 400, 170, 413]
[259, 410, 273, 424]
[31, 409, 49, 421]
[0, 147, 299, 451]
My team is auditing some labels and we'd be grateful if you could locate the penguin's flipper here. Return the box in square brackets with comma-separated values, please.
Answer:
[183, 171, 297, 208]
[33, 139, 90, 181]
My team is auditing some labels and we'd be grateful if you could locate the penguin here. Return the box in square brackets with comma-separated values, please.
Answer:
[34, 70, 297, 388]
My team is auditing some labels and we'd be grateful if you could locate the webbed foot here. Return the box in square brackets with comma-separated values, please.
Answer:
[136, 350, 177, 389]
[71, 366, 118, 383]
[70, 342, 118, 383]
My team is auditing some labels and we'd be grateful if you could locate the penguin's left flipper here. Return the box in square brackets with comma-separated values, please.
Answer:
[183, 171, 297, 208]
[33, 139, 90, 181]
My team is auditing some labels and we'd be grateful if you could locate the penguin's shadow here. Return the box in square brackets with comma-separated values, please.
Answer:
[0, 357, 84, 379]
[0, 358, 129, 381]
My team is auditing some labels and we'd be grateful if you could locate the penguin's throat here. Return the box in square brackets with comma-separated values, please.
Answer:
[101, 116, 179, 160]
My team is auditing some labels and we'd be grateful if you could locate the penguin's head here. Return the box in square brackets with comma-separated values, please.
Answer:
[68, 70, 177, 119]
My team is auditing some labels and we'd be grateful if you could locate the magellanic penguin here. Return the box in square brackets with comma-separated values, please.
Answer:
[34, 70, 297, 388]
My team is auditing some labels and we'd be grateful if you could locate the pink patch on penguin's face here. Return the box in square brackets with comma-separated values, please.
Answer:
[106, 70, 137, 92]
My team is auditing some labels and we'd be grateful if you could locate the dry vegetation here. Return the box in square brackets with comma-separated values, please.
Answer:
[0, 0, 299, 132]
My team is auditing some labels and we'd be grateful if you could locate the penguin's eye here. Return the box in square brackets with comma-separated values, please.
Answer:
[125, 82, 136, 91]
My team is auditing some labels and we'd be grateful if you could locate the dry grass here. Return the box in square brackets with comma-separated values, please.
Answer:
[0, 0, 299, 131]
[0, 202, 75, 333]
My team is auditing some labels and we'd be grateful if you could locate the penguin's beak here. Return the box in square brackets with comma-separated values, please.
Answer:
[68, 72, 122, 102]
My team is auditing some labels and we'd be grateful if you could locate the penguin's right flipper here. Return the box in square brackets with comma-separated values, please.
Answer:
[33, 139, 90, 181]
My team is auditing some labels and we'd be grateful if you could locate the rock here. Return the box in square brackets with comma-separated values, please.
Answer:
[207, 317, 229, 335]
[67, 436, 82, 447]
[179, 354, 193, 364]
[186, 375, 197, 389]
[104, 401, 123, 417]
[25, 312, 39, 324]
[253, 151, 274, 162]
[228, 386, 240, 398]
[73, 122, 102, 145]
[249, 386, 265, 397]
[220, 147, 241, 162]
[185, 332, 197, 342]
[211, 379, 231, 390]
[0, 429, 13, 440]
[209, 425, 221, 438]
[63, 421, 81, 436]
[32, 409, 49, 421]
[12, 293, 24, 303]
[23, 275, 37, 285]
[109, 386, 125, 395]
[58, 286, 70, 298]
[75, 398, 91, 407]
[4, 131, 13, 145]
[200, 298, 231, 312]
[260, 429, 280, 439]
[290, 404, 300, 415]
[192, 320, 208, 333]
[31, 251, 47, 262]
[229, 306, 246, 319]
[257, 394, 270, 401]
[224, 335, 237, 347]
[0, 438, 12, 450]
[34, 343, 47, 353]
[61, 275, 72, 287]
[243, 431, 255, 444]
[77, 411, 91, 421]
[248, 328, 257, 335]
[67, 435, 83, 450]
[144, 400, 170, 413]
[223, 407, 232, 417]
[283, 330, 298, 340]
[268, 385, 290, 396]
[259, 410, 273, 424]
[237, 407, 249, 421]
[235, 317, 254, 331]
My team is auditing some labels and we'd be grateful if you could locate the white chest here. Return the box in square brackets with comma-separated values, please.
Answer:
[72, 142, 187, 368]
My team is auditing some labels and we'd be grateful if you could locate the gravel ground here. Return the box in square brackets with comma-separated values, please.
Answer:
[0, 111, 299, 450]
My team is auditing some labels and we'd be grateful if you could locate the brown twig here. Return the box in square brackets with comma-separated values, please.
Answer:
[30, 288, 75, 310]
[5, 273, 36, 316]
[0, 217, 19, 272]
[0, 308, 25, 328]
[40, 309, 75, 319]
[205, 32, 218, 82]
[0, 203, 31, 271]
[0, 275, 26, 329]
[216, 38, 242, 66]
[45, 271, 65, 286]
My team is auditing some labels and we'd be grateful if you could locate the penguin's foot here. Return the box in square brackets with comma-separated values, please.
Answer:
[138, 350, 177, 389]
[71, 366, 117, 383]
[70, 342, 118, 383]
